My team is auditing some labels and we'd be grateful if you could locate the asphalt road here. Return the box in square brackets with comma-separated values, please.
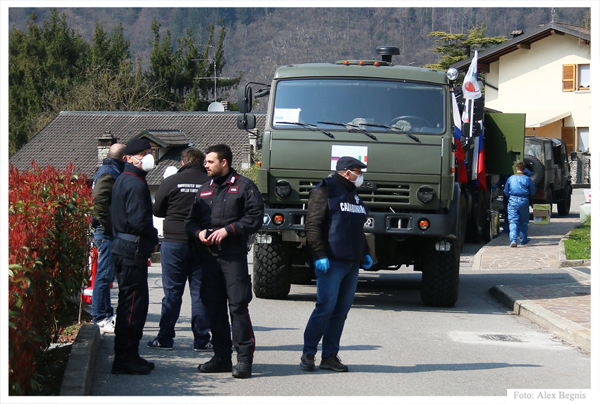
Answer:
[90, 189, 591, 398]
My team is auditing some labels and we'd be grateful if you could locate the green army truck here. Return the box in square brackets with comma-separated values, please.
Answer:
[238, 46, 525, 307]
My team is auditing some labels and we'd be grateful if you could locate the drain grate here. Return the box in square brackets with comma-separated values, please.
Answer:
[479, 334, 523, 342]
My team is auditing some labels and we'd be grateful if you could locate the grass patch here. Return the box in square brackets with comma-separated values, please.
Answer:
[564, 217, 591, 260]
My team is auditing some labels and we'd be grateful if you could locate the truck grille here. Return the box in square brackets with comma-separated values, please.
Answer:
[299, 181, 410, 207]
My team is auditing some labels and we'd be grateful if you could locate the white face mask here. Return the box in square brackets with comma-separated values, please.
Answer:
[349, 170, 364, 187]
[354, 174, 364, 188]
[134, 154, 155, 172]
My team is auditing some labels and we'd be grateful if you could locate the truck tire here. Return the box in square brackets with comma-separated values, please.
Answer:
[557, 184, 572, 216]
[420, 246, 460, 307]
[466, 188, 488, 244]
[524, 155, 544, 187]
[253, 236, 291, 299]
[456, 194, 467, 252]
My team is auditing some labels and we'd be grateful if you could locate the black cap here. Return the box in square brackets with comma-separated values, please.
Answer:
[123, 139, 151, 155]
[336, 156, 367, 171]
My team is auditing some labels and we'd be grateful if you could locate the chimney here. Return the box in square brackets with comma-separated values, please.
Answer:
[97, 131, 117, 167]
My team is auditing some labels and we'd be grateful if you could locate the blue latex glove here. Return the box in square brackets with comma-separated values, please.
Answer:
[314, 258, 330, 273]
[362, 254, 373, 269]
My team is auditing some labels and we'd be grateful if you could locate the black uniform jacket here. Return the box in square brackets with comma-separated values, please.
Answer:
[111, 163, 159, 264]
[185, 168, 264, 256]
[305, 173, 369, 261]
[153, 163, 209, 243]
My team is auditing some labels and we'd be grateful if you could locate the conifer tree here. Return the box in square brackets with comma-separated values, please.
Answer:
[424, 24, 507, 71]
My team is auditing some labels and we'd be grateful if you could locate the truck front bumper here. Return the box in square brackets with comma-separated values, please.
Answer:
[260, 208, 458, 239]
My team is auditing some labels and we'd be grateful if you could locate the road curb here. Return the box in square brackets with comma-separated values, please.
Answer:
[60, 323, 101, 396]
[489, 285, 590, 354]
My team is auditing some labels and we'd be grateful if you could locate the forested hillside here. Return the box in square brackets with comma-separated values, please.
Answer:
[9, 6, 589, 100]
[8, 7, 590, 155]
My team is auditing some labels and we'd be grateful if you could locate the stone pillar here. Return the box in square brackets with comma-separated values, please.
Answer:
[569, 152, 592, 185]
[569, 154, 581, 185]
[582, 154, 591, 185]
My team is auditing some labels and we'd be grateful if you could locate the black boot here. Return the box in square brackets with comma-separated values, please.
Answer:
[133, 352, 155, 370]
[112, 354, 152, 375]
[198, 355, 232, 373]
[232, 361, 252, 378]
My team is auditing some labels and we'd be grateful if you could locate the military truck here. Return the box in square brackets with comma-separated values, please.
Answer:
[524, 136, 572, 216]
[237, 46, 525, 307]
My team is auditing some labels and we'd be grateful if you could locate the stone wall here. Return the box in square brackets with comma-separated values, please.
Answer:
[569, 152, 591, 185]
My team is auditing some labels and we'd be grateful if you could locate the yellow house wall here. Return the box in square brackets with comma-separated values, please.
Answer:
[485, 34, 591, 135]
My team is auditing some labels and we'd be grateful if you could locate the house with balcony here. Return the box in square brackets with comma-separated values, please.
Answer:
[452, 21, 591, 184]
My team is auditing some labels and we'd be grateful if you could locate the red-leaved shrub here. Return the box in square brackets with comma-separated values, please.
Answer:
[8, 162, 93, 395]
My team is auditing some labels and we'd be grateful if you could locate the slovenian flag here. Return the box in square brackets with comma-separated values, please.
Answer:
[452, 92, 468, 183]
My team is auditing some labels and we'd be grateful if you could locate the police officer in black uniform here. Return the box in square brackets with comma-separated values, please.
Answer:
[111, 138, 159, 375]
[185, 144, 264, 379]
[300, 156, 373, 372]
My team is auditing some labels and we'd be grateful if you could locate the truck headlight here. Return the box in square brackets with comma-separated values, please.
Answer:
[417, 186, 435, 204]
[275, 180, 292, 198]
[446, 68, 459, 81]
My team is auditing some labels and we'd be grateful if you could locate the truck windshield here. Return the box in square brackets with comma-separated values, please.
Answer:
[272, 78, 445, 135]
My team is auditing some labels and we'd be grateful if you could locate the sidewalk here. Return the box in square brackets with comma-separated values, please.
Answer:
[475, 209, 591, 354]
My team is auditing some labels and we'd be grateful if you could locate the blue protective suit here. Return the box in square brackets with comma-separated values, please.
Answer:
[503, 173, 536, 244]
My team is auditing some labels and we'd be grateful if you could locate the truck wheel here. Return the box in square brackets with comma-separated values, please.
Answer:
[456, 194, 467, 252]
[524, 155, 544, 187]
[466, 188, 487, 244]
[557, 184, 572, 217]
[420, 246, 459, 307]
[253, 236, 291, 299]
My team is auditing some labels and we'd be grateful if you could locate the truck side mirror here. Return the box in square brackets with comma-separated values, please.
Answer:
[238, 86, 253, 114]
[237, 113, 256, 130]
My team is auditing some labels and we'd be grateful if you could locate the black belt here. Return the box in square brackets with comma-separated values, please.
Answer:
[116, 233, 139, 243]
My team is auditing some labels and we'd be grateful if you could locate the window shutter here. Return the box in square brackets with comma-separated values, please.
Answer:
[562, 64, 576, 92]
[562, 127, 576, 154]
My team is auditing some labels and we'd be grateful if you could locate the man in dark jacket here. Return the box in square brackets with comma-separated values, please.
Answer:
[111, 138, 159, 375]
[185, 144, 264, 379]
[300, 156, 373, 372]
[147, 148, 212, 351]
[91, 143, 125, 333]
